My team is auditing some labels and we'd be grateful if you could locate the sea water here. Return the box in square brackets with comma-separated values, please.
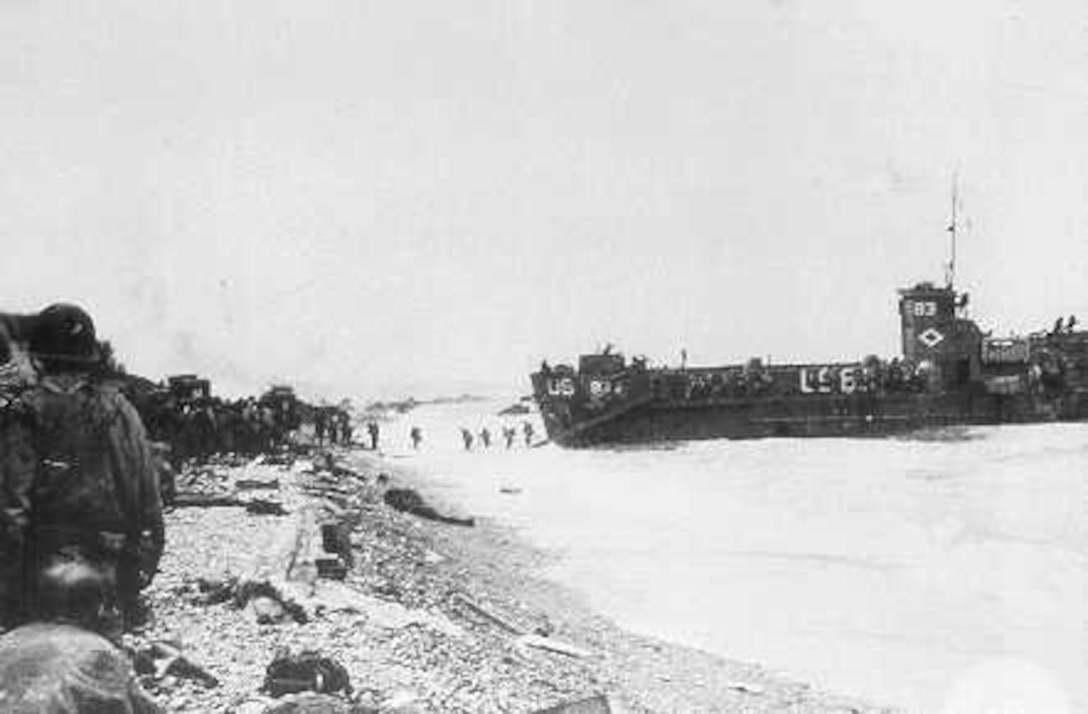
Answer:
[380, 400, 1087, 713]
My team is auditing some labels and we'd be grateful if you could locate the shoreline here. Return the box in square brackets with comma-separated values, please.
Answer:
[134, 443, 900, 713]
[351, 448, 900, 713]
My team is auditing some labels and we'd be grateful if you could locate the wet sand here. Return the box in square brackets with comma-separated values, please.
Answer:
[348, 448, 900, 713]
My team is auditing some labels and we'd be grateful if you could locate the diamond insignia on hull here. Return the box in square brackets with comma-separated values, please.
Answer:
[918, 327, 944, 348]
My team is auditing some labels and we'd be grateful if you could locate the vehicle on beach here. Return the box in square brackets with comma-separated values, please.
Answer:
[167, 374, 213, 403]
[530, 279, 1088, 447]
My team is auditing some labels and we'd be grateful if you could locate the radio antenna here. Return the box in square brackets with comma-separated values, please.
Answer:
[945, 173, 959, 289]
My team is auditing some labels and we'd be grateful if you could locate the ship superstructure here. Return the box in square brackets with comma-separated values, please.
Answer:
[531, 283, 1088, 447]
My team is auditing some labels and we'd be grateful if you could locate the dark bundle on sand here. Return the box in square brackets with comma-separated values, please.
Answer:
[383, 487, 475, 527]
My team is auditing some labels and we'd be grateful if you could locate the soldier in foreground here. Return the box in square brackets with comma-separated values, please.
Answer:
[0, 304, 165, 631]
[0, 556, 163, 712]
[0, 312, 39, 628]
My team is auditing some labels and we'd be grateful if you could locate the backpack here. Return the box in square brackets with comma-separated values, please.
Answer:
[262, 649, 352, 698]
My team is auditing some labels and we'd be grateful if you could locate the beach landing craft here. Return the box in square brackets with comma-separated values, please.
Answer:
[531, 283, 1088, 446]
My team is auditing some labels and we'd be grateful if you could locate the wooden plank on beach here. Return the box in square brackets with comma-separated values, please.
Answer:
[171, 496, 246, 508]
[532, 694, 611, 713]
[451, 592, 525, 634]
[516, 634, 593, 659]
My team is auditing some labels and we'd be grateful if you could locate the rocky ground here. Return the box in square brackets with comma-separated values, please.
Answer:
[128, 445, 901, 713]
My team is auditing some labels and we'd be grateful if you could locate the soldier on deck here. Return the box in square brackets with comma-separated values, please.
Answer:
[0, 304, 165, 631]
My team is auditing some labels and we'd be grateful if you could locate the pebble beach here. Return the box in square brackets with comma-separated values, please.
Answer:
[131, 443, 899, 713]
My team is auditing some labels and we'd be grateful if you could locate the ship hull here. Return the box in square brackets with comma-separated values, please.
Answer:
[532, 279, 1088, 448]
[533, 369, 1088, 448]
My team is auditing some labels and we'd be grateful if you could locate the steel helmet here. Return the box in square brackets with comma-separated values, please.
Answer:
[31, 303, 101, 365]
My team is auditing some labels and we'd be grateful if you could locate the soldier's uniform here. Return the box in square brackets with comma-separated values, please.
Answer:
[0, 622, 163, 713]
[0, 556, 163, 712]
[24, 373, 164, 622]
[0, 305, 164, 630]
[0, 313, 39, 628]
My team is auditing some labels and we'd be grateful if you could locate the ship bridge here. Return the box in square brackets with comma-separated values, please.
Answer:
[898, 282, 982, 388]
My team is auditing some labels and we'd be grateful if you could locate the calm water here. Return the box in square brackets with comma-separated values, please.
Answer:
[382, 400, 1087, 713]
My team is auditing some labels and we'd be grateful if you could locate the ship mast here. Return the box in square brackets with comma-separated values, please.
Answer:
[945, 173, 959, 289]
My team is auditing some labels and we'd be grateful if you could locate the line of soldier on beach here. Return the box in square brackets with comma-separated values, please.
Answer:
[312, 405, 354, 446]
[139, 387, 299, 464]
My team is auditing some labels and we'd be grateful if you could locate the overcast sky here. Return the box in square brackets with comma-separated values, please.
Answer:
[2, 0, 1087, 400]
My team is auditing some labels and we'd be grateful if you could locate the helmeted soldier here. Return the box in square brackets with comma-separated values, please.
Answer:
[0, 312, 40, 628]
[0, 556, 164, 712]
[1, 304, 165, 630]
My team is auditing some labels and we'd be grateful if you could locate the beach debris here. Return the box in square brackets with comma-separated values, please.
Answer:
[261, 692, 373, 713]
[383, 487, 475, 526]
[248, 594, 290, 624]
[193, 572, 239, 605]
[451, 592, 526, 635]
[247, 498, 289, 516]
[360, 589, 464, 637]
[287, 507, 328, 585]
[381, 690, 423, 712]
[321, 523, 354, 565]
[171, 495, 248, 508]
[422, 549, 446, 565]
[315, 556, 347, 580]
[135, 640, 220, 688]
[234, 579, 310, 624]
[236, 477, 281, 490]
[724, 680, 766, 696]
[257, 578, 465, 638]
[533, 694, 612, 713]
[230, 697, 274, 714]
[516, 634, 593, 660]
[285, 511, 356, 584]
[262, 649, 353, 698]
